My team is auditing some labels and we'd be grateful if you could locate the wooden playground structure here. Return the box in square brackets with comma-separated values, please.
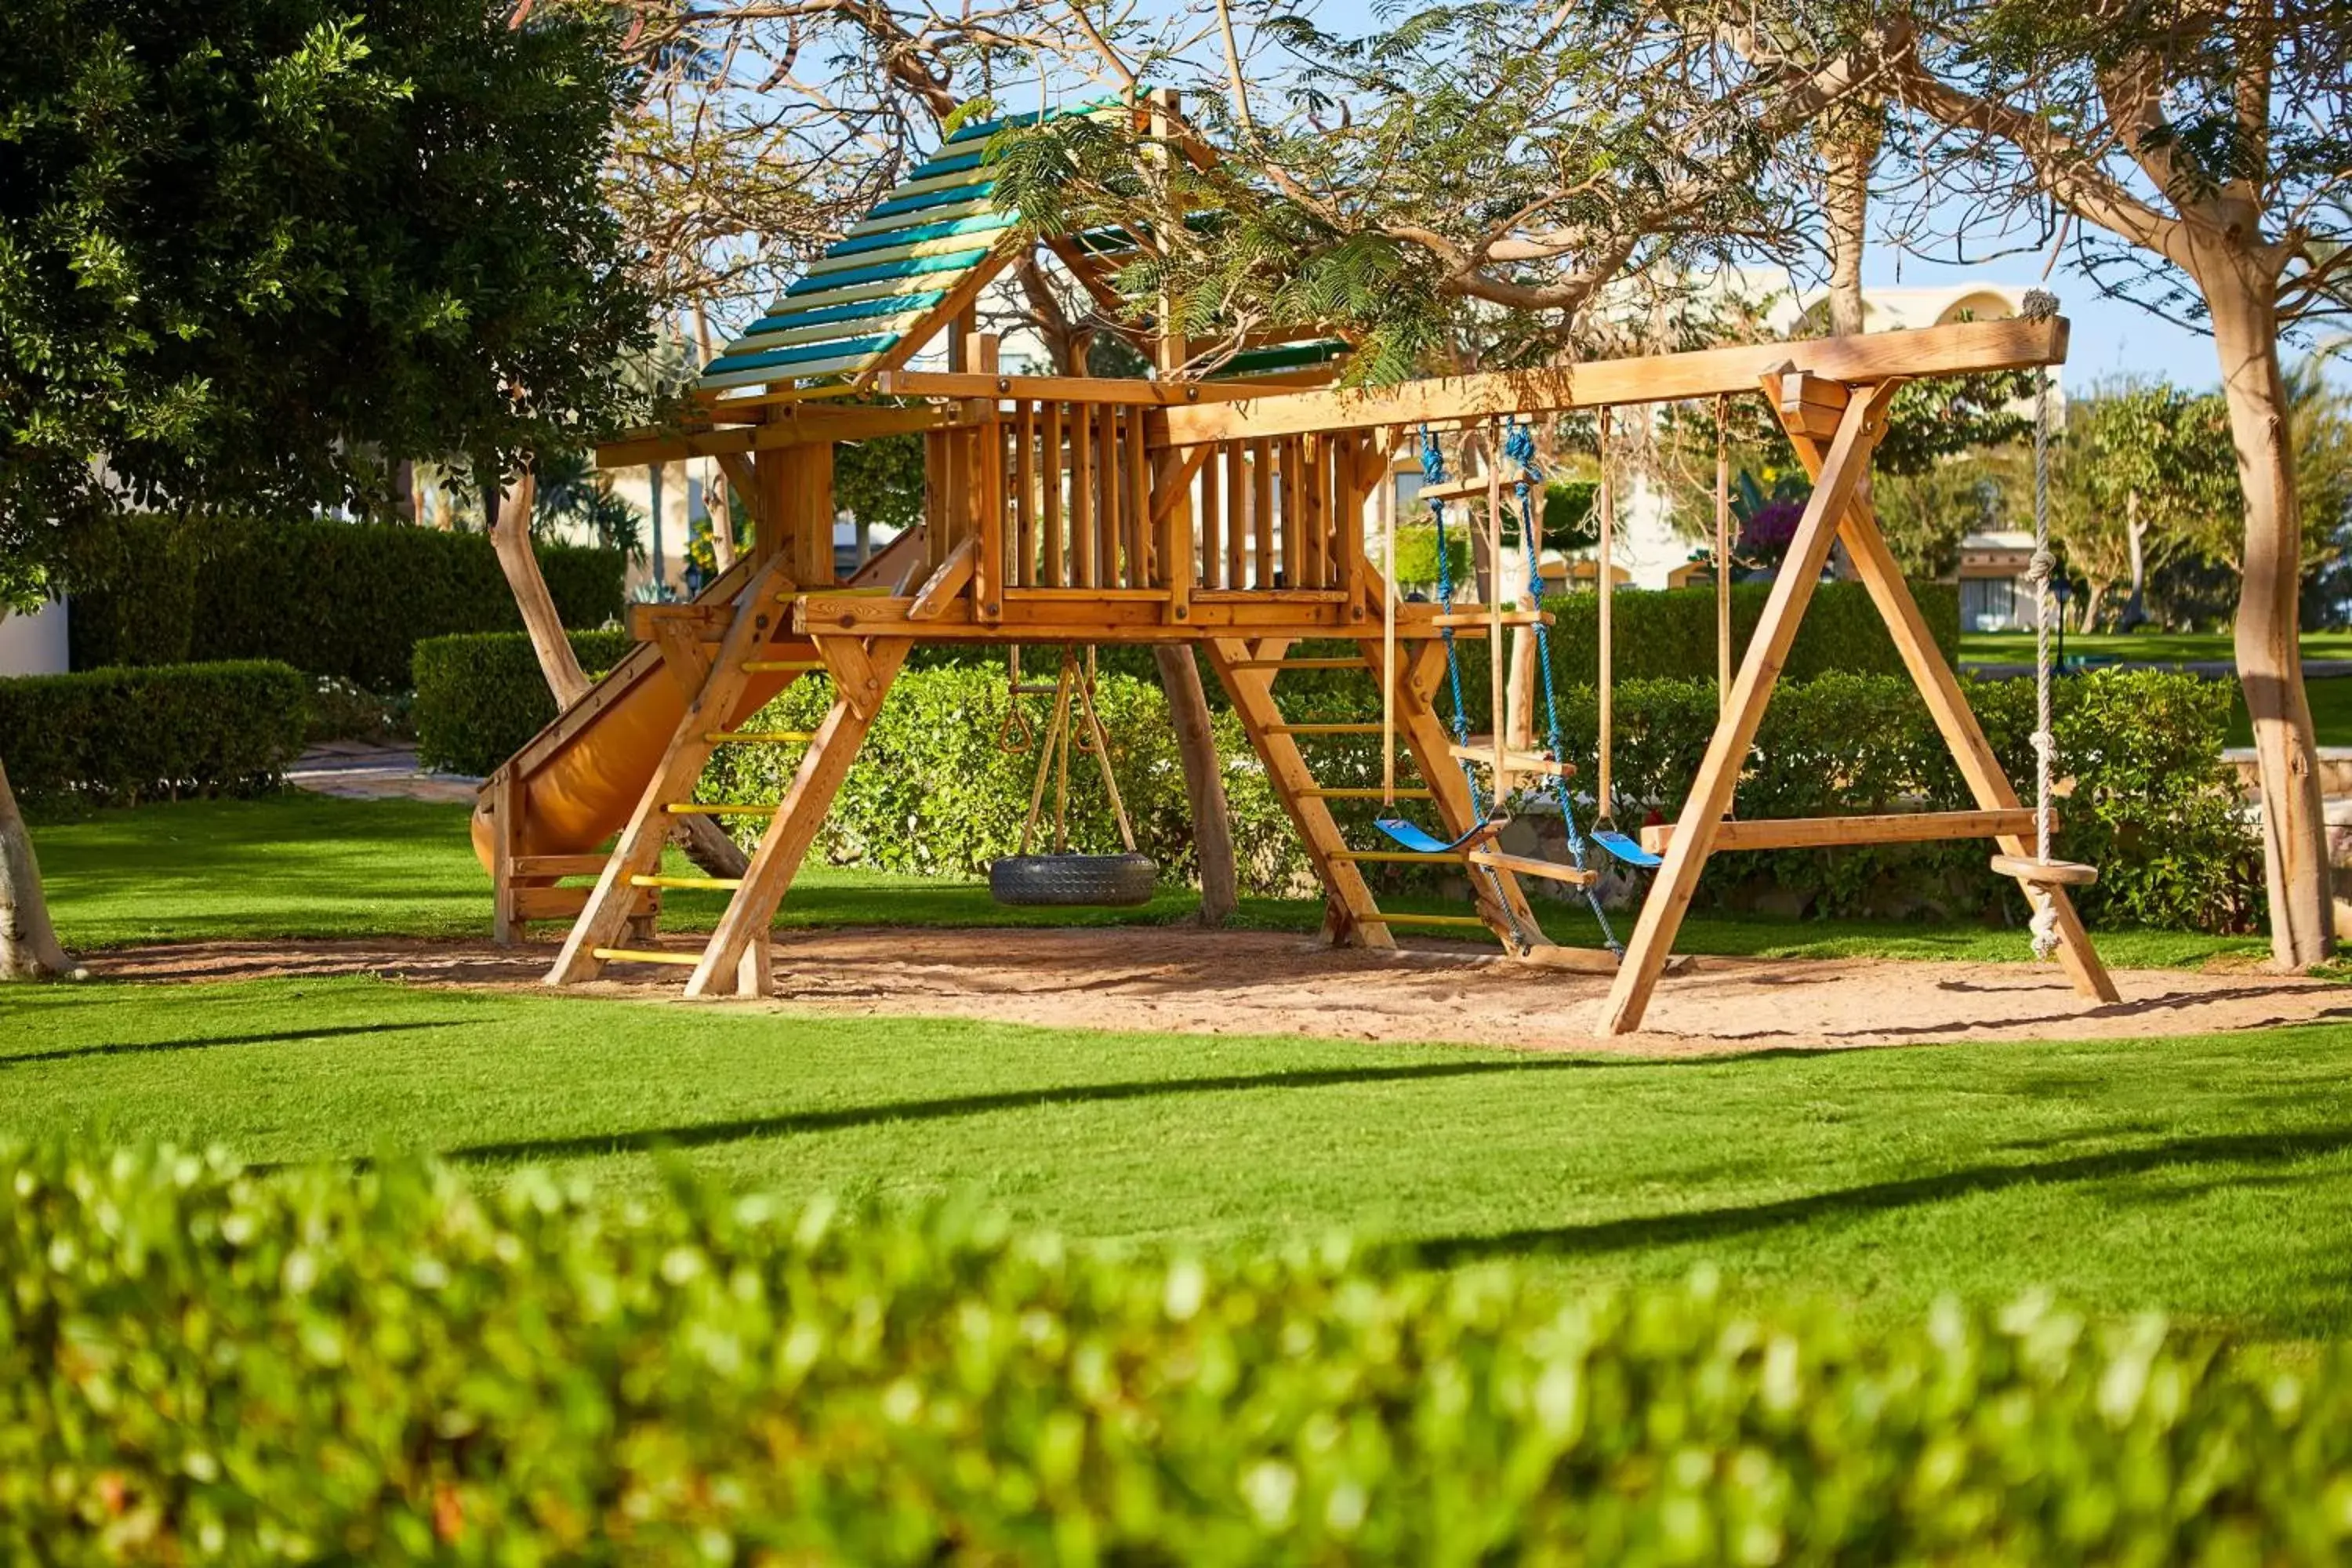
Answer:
[475, 105, 2117, 1036]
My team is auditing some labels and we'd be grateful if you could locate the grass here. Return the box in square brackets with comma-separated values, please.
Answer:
[1958, 629, 2352, 665]
[5, 972, 2351, 1341]
[27, 792, 2274, 967]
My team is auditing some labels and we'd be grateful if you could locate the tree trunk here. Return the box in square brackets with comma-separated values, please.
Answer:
[2077, 579, 2107, 635]
[0, 746, 74, 982]
[1154, 644, 1239, 924]
[490, 470, 748, 879]
[1820, 100, 1882, 338]
[2208, 277, 2333, 967]
[2124, 493, 2149, 629]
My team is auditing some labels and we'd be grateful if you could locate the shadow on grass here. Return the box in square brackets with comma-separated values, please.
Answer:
[1402, 1124, 2352, 1267]
[3, 1020, 470, 1069]
[440, 1052, 1799, 1166]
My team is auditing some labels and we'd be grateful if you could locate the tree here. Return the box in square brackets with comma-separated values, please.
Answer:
[1870, 0, 2352, 966]
[2049, 380, 2240, 630]
[0, 0, 648, 978]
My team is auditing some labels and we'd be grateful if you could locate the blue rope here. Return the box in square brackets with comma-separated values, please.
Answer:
[1506, 421, 1621, 953]
[1419, 427, 1486, 822]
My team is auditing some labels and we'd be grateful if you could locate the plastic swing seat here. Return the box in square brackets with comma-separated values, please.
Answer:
[1374, 816, 1501, 855]
[1589, 827, 1663, 869]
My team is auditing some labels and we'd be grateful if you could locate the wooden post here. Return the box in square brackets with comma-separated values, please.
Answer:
[491, 765, 520, 946]
[1014, 401, 1037, 588]
[1042, 402, 1065, 587]
[968, 334, 1004, 623]
[1599, 382, 1901, 1034]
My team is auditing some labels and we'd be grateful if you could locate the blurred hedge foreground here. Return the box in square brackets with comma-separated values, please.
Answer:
[4, 1142, 2349, 1563]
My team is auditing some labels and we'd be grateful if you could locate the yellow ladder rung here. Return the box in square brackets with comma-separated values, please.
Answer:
[1331, 850, 1464, 864]
[1269, 723, 1385, 735]
[704, 731, 819, 744]
[590, 946, 703, 967]
[666, 803, 779, 816]
[630, 874, 744, 891]
[1303, 787, 1434, 800]
[1230, 656, 1369, 670]
[1374, 912, 1494, 928]
[742, 659, 824, 674]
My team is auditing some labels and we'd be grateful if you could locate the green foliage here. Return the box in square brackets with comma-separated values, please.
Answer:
[0, 662, 306, 805]
[66, 514, 623, 691]
[702, 669, 1294, 891]
[531, 448, 644, 561]
[411, 630, 633, 775]
[1388, 523, 1471, 587]
[833, 434, 927, 535]
[7, 1140, 2352, 1561]
[0, 0, 645, 571]
[1541, 582, 1959, 685]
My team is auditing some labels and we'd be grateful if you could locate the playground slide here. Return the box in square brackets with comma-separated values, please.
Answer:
[468, 528, 930, 872]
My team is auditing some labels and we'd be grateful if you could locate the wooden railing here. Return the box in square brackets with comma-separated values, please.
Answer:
[922, 401, 1376, 608]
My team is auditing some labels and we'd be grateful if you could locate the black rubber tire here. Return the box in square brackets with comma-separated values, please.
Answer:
[989, 852, 1160, 907]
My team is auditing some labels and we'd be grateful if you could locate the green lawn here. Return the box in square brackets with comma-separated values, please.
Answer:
[19, 789, 2340, 1345]
[26, 792, 2272, 969]
[1958, 629, 2352, 665]
[5, 973, 2351, 1341]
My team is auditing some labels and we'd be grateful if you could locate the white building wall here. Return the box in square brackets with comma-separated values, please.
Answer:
[0, 600, 69, 677]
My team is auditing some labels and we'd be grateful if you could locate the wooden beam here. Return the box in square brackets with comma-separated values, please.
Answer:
[597, 405, 960, 467]
[908, 536, 976, 620]
[1157, 317, 2070, 447]
[871, 368, 1301, 407]
[1600, 382, 1901, 1035]
[1639, 808, 2037, 855]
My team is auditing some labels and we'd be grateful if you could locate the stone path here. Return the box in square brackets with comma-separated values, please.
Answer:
[288, 742, 481, 805]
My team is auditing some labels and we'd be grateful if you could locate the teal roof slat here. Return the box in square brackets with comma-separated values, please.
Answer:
[902, 147, 988, 184]
[782, 249, 993, 298]
[826, 210, 1018, 260]
[703, 332, 902, 378]
[866, 180, 996, 220]
[944, 96, 1126, 146]
[743, 290, 949, 337]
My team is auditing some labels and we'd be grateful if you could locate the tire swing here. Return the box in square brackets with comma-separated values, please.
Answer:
[989, 645, 1159, 907]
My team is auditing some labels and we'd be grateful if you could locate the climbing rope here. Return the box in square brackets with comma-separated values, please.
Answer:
[2023, 287, 2063, 960]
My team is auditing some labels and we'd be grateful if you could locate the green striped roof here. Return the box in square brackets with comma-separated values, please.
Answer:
[698, 100, 1123, 396]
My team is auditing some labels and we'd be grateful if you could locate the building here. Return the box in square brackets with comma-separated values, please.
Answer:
[1958, 530, 2037, 631]
[0, 600, 67, 677]
[1605, 273, 2060, 590]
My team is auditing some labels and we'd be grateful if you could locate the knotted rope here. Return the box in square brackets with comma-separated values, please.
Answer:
[2022, 286, 2062, 959]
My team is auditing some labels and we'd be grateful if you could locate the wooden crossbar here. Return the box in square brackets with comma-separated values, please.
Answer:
[1229, 656, 1370, 670]
[630, 874, 746, 891]
[1303, 786, 1434, 800]
[1465, 848, 1597, 886]
[1378, 912, 1494, 928]
[1155, 317, 2069, 446]
[666, 803, 779, 815]
[1638, 808, 2037, 855]
[590, 947, 703, 967]
[1331, 849, 1465, 864]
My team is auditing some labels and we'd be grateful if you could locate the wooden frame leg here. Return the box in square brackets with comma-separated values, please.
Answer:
[491, 767, 520, 947]
[1602, 383, 1901, 1035]
[1203, 637, 1395, 949]
[685, 637, 909, 997]
[1773, 412, 2118, 1005]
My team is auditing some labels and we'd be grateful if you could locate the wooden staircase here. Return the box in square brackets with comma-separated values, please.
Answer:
[544, 554, 908, 998]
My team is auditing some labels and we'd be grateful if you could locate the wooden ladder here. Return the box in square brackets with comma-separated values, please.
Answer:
[546, 556, 907, 997]
[1203, 634, 1621, 973]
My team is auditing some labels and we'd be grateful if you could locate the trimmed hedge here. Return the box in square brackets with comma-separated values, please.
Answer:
[66, 514, 625, 691]
[410, 630, 633, 775]
[6, 1142, 2352, 1562]
[0, 662, 307, 806]
[707, 664, 2258, 932]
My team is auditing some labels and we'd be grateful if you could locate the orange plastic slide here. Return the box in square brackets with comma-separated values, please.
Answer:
[469, 531, 927, 871]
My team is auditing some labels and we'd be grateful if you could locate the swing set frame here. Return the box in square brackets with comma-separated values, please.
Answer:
[495, 92, 2112, 1033]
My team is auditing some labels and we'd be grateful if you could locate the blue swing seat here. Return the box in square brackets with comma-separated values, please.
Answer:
[1589, 827, 1662, 868]
[1374, 816, 1497, 855]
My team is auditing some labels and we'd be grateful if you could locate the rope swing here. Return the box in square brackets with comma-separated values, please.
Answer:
[1990, 289, 2097, 949]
